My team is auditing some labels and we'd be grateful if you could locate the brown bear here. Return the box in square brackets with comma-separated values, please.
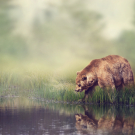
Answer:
[75, 55, 134, 102]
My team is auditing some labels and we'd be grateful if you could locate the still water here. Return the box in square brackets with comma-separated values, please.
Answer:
[0, 97, 135, 135]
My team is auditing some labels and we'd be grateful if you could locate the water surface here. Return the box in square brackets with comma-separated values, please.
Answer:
[0, 97, 135, 135]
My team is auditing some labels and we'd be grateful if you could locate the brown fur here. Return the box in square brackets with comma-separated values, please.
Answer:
[75, 110, 134, 135]
[75, 55, 134, 102]
[75, 114, 97, 134]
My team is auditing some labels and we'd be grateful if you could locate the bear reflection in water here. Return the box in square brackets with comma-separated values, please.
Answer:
[75, 106, 134, 135]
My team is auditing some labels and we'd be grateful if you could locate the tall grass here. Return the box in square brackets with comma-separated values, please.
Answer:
[0, 70, 135, 105]
[87, 87, 135, 105]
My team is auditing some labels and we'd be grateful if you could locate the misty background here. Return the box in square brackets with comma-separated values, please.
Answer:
[0, 0, 135, 82]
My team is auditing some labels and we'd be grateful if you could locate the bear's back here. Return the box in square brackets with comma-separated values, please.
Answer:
[78, 55, 132, 79]
[101, 55, 128, 64]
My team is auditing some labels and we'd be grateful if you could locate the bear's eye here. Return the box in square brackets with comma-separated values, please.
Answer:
[78, 84, 81, 87]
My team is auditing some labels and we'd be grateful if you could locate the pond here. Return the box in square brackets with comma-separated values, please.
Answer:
[0, 97, 135, 135]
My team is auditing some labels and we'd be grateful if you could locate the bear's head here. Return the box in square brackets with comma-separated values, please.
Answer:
[75, 114, 88, 128]
[75, 71, 96, 92]
[75, 114, 97, 131]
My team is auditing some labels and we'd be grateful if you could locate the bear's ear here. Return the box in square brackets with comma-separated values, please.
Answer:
[77, 71, 80, 75]
[82, 75, 87, 81]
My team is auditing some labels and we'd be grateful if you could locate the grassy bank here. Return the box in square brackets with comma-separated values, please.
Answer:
[0, 69, 135, 105]
[36, 86, 135, 105]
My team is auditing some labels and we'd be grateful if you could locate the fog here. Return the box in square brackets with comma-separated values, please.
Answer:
[0, 0, 135, 75]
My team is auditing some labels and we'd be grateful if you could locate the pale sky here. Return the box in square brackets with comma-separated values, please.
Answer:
[10, 0, 134, 39]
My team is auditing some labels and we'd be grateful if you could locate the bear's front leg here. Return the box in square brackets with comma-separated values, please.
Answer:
[77, 90, 89, 103]
[78, 87, 95, 103]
